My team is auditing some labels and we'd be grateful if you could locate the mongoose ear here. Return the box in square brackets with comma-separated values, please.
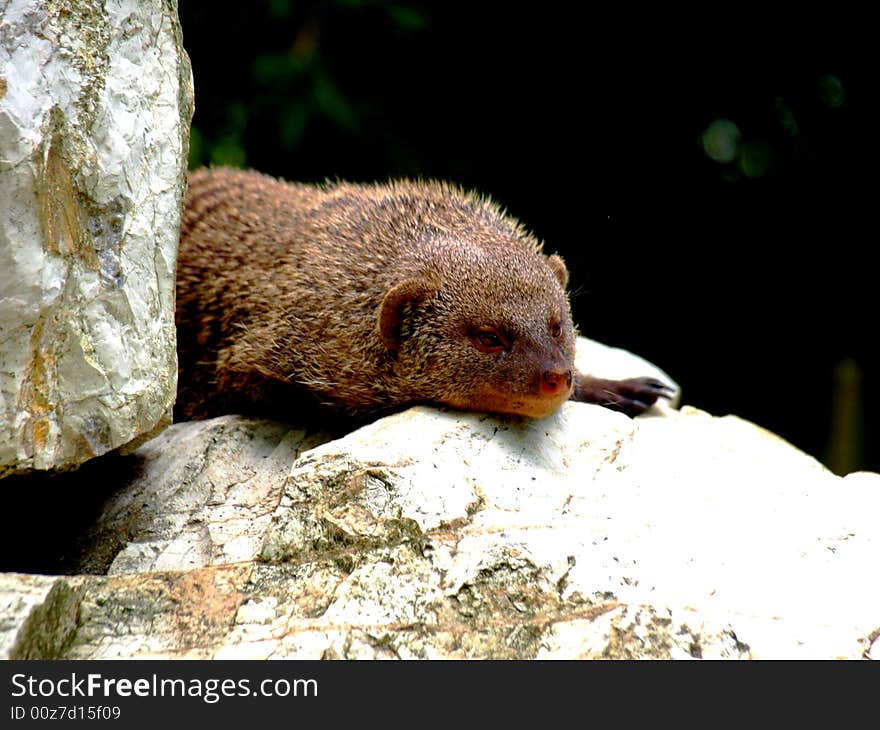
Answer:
[378, 278, 438, 351]
[546, 254, 569, 289]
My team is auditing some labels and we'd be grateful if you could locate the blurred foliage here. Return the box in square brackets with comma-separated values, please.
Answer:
[180, 0, 430, 174]
[180, 2, 853, 208]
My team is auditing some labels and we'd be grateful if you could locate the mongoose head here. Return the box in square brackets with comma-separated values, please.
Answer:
[378, 241, 577, 419]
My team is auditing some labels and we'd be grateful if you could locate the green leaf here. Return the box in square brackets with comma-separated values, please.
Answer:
[387, 4, 428, 31]
[313, 70, 358, 132]
[209, 136, 247, 168]
[188, 125, 205, 169]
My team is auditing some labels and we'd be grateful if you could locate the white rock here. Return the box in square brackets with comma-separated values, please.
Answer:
[0, 0, 193, 474]
[72, 416, 330, 575]
[2, 337, 877, 659]
[255, 399, 878, 659]
[0, 573, 82, 659]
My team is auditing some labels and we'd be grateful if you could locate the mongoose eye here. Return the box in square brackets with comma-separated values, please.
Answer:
[470, 326, 510, 354]
[550, 321, 563, 340]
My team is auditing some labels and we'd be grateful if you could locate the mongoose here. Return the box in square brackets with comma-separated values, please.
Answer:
[175, 167, 672, 424]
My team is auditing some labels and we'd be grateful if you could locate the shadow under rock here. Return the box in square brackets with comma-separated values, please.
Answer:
[1, 451, 147, 576]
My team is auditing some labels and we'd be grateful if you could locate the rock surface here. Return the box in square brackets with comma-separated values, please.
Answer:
[71, 416, 331, 576]
[1, 337, 877, 660]
[0, 0, 193, 475]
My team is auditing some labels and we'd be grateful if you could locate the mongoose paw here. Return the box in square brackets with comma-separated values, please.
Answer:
[574, 375, 675, 417]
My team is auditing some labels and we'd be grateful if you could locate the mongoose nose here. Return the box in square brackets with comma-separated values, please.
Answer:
[541, 369, 573, 395]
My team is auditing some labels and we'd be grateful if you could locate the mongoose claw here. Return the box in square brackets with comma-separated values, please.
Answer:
[573, 375, 675, 417]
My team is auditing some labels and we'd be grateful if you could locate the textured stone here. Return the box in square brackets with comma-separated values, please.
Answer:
[0, 0, 193, 474]
[0, 573, 82, 660]
[72, 416, 331, 575]
[4, 337, 876, 660]
[253, 402, 878, 659]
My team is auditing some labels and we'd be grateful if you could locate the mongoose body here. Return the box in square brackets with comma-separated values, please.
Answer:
[175, 168, 670, 423]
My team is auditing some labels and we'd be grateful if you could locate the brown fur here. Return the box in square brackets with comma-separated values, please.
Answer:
[175, 168, 669, 424]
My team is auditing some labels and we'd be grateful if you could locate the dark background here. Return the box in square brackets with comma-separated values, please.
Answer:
[177, 1, 875, 473]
